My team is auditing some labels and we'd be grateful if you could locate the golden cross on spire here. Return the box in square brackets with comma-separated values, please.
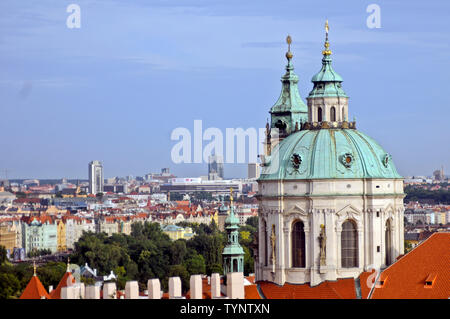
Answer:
[33, 261, 37, 276]
[285, 35, 293, 60]
[229, 187, 233, 203]
[322, 19, 332, 56]
[66, 257, 70, 272]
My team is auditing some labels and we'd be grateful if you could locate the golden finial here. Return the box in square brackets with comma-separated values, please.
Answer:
[66, 257, 70, 272]
[33, 261, 37, 276]
[229, 187, 233, 203]
[322, 20, 332, 56]
[286, 35, 293, 60]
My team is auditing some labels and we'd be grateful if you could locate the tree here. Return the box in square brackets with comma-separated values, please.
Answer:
[170, 240, 187, 265]
[0, 245, 7, 264]
[246, 216, 258, 229]
[207, 263, 223, 275]
[0, 273, 20, 299]
[36, 262, 66, 291]
[183, 251, 206, 276]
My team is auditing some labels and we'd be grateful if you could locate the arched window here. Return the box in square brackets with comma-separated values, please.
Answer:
[342, 107, 345, 121]
[341, 220, 358, 268]
[330, 107, 336, 122]
[385, 219, 392, 266]
[318, 107, 323, 122]
[263, 220, 268, 266]
[292, 221, 306, 267]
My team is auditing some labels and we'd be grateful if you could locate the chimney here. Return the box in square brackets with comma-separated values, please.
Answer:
[168, 276, 182, 299]
[226, 272, 244, 299]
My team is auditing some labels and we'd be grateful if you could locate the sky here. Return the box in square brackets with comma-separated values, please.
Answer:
[0, 0, 449, 179]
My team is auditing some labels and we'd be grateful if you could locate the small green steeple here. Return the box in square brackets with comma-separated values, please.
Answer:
[222, 188, 244, 275]
[269, 35, 308, 137]
[308, 20, 347, 98]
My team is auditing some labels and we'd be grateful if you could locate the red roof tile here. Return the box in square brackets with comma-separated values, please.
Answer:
[371, 232, 450, 299]
[258, 278, 357, 299]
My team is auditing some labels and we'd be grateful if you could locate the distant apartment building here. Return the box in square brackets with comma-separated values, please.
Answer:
[65, 218, 96, 250]
[162, 224, 195, 240]
[405, 210, 432, 224]
[56, 220, 66, 252]
[97, 217, 119, 237]
[235, 205, 257, 226]
[22, 217, 57, 254]
[0, 226, 16, 251]
[247, 163, 260, 179]
[103, 184, 128, 194]
[88, 160, 104, 195]
[160, 178, 241, 195]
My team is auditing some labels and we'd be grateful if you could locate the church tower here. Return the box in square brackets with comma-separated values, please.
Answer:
[306, 20, 349, 124]
[256, 22, 405, 287]
[222, 189, 244, 275]
[266, 36, 308, 155]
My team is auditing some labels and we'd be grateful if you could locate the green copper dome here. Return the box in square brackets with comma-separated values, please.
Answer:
[259, 128, 402, 181]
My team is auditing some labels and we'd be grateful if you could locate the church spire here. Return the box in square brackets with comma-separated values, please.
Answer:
[306, 20, 351, 127]
[222, 188, 244, 275]
[268, 35, 308, 144]
[322, 20, 332, 56]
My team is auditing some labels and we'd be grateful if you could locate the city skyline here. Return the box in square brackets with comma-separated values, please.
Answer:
[1, 0, 449, 179]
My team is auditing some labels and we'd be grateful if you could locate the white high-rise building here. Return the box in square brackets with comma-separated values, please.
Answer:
[88, 160, 103, 195]
[208, 154, 224, 180]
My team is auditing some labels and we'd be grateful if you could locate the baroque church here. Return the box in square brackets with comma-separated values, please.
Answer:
[256, 21, 405, 287]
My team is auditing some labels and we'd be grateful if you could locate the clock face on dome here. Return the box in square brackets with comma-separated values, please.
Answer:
[291, 153, 302, 169]
[382, 154, 391, 168]
[340, 153, 354, 168]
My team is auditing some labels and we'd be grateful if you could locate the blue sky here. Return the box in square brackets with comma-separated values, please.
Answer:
[0, 0, 449, 179]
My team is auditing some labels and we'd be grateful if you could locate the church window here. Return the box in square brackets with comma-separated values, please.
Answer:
[385, 219, 392, 266]
[318, 107, 323, 122]
[263, 220, 268, 266]
[292, 221, 306, 267]
[341, 220, 358, 268]
[330, 106, 336, 121]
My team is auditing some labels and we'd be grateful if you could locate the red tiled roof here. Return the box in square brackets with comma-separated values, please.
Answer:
[359, 270, 376, 299]
[371, 232, 450, 299]
[258, 278, 357, 299]
[245, 284, 261, 299]
[20, 275, 51, 299]
[50, 271, 76, 299]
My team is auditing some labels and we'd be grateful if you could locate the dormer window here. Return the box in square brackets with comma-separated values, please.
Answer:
[376, 274, 388, 288]
[424, 273, 437, 288]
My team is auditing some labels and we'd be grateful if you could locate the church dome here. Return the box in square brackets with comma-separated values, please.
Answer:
[259, 128, 402, 181]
